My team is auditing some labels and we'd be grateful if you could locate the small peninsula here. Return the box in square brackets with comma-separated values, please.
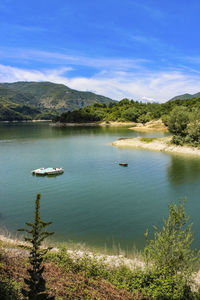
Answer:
[112, 137, 200, 156]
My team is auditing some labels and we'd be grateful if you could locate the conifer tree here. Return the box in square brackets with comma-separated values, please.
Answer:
[18, 193, 54, 300]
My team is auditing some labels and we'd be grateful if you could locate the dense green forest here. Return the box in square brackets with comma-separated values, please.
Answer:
[54, 97, 200, 124]
[0, 82, 114, 121]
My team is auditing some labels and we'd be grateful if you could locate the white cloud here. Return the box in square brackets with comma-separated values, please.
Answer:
[0, 64, 200, 102]
[0, 65, 72, 82]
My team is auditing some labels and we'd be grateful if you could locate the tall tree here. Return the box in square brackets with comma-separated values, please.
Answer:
[18, 194, 54, 300]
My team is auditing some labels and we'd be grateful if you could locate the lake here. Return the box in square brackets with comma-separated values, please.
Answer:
[0, 122, 200, 251]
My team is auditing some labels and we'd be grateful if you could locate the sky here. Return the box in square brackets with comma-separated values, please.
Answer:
[0, 0, 200, 102]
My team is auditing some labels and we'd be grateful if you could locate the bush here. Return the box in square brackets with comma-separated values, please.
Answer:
[0, 277, 20, 300]
[186, 123, 200, 146]
[123, 270, 194, 299]
[171, 135, 184, 145]
[167, 107, 189, 137]
[144, 199, 200, 278]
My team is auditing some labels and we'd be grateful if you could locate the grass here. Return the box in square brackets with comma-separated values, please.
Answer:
[140, 137, 157, 143]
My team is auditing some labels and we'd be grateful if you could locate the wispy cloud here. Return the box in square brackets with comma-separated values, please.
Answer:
[0, 64, 200, 102]
[0, 47, 150, 71]
[11, 24, 47, 32]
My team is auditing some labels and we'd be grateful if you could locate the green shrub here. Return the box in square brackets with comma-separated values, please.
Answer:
[171, 135, 184, 145]
[144, 199, 199, 277]
[54, 246, 108, 279]
[167, 107, 189, 137]
[140, 137, 157, 143]
[186, 123, 200, 146]
[131, 271, 194, 299]
[0, 277, 20, 300]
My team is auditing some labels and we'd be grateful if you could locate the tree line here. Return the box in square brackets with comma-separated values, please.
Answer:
[53, 97, 200, 124]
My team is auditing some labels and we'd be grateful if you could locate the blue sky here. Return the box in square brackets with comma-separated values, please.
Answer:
[0, 0, 200, 101]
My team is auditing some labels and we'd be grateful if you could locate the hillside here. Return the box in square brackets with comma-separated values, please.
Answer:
[0, 81, 114, 111]
[169, 92, 200, 101]
[0, 81, 115, 121]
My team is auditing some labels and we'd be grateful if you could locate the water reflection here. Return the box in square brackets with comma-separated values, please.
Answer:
[167, 155, 200, 185]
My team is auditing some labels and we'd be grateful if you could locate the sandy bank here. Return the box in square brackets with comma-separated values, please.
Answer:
[130, 120, 168, 132]
[100, 121, 137, 127]
[112, 137, 200, 156]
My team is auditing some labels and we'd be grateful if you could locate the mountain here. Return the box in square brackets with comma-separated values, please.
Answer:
[169, 92, 200, 101]
[0, 82, 114, 111]
[0, 81, 115, 121]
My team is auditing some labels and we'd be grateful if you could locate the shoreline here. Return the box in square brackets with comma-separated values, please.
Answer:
[0, 119, 51, 124]
[129, 120, 168, 132]
[0, 233, 144, 270]
[112, 137, 200, 156]
[50, 122, 100, 127]
[50, 119, 168, 131]
[51, 121, 139, 127]
[2, 232, 200, 286]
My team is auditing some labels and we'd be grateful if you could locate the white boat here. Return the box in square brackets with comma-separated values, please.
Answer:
[45, 167, 64, 175]
[32, 167, 64, 176]
[32, 168, 45, 175]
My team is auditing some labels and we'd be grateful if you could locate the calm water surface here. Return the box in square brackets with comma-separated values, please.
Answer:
[0, 123, 200, 250]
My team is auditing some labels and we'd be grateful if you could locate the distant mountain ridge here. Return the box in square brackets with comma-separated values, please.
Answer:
[0, 81, 115, 121]
[0, 81, 115, 111]
[169, 92, 200, 101]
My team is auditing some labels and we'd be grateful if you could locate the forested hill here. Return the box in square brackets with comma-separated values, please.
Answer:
[169, 92, 200, 101]
[0, 81, 115, 121]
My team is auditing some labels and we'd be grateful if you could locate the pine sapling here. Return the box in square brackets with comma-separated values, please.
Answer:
[18, 193, 54, 300]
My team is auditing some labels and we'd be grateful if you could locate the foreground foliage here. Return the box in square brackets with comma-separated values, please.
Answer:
[1, 198, 200, 299]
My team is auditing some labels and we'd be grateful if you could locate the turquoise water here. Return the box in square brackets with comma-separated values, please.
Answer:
[0, 123, 200, 250]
